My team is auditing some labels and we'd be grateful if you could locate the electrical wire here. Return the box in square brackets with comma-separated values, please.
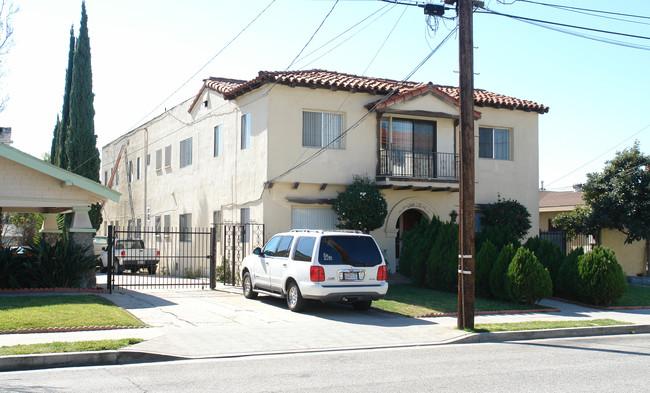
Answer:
[511, 0, 650, 22]
[69, 0, 277, 175]
[545, 124, 650, 188]
[267, 26, 458, 185]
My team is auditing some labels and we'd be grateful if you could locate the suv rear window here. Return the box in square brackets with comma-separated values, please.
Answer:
[318, 236, 382, 267]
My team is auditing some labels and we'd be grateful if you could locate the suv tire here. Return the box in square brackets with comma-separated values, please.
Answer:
[242, 272, 258, 299]
[286, 280, 306, 312]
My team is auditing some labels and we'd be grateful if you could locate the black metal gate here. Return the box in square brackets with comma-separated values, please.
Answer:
[106, 225, 216, 292]
[216, 223, 264, 286]
[540, 230, 597, 255]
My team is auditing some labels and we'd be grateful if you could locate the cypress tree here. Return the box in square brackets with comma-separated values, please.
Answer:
[56, 25, 76, 168]
[65, 1, 101, 229]
[50, 115, 60, 164]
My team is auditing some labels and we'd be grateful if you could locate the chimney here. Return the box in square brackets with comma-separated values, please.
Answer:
[0, 127, 12, 145]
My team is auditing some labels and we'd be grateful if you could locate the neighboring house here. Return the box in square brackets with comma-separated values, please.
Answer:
[100, 69, 548, 273]
[539, 190, 646, 276]
[0, 134, 120, 252]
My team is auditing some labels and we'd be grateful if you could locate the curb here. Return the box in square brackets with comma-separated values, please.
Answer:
[452, 324, 650, 344]
[2, 325, 649, 372]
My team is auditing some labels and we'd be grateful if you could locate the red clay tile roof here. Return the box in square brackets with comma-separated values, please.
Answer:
[197, 69, 549, 114]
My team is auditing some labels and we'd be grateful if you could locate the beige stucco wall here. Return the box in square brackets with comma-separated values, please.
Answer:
[101, 81, 542, 273]
[600, 229, 646, 276]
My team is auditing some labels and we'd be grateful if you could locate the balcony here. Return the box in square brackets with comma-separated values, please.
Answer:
[378, 150, 458, 181]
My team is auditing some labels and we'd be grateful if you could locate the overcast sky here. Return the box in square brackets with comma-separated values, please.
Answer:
[1, 0, 649, 190]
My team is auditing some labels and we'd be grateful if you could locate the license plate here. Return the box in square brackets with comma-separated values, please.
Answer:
[343, 272, 359, 280]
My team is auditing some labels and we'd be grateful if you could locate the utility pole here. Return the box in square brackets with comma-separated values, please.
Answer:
[455, 0, 476, 330]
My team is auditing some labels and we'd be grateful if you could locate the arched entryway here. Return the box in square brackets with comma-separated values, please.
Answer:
[395, 208, 425, 272]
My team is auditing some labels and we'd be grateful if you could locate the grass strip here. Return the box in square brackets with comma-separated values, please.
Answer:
[0, 295, 145, 331]
[609, 285, 650, 307]
[373, 284, 550, 317]
[471, 319, 632, 333]
[0, 338, 145, 356]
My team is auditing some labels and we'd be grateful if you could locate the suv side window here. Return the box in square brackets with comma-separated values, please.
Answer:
[275, 236, 294, 258]
[293, 237, 316, 262]
[262, 236, 282, 257]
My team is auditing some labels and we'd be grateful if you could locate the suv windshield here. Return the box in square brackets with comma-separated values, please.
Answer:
[318, 236, 382, 267]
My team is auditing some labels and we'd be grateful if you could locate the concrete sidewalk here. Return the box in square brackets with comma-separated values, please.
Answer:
[2, 285, 650, 371]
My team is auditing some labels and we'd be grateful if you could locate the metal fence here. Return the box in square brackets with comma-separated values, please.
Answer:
[105, 223, 265, 291]
[378, 150, 458, 179]
[539, 230, 597, 255]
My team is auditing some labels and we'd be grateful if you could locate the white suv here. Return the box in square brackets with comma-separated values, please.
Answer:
[240, 229, 389, 312]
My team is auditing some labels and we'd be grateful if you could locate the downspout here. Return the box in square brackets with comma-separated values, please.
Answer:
[144, 128, 148, 229]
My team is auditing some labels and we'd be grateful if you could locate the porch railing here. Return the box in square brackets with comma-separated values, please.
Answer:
[378, 150, 458, 180]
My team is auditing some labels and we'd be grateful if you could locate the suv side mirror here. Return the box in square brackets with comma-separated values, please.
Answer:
[253, 247, 262, 256]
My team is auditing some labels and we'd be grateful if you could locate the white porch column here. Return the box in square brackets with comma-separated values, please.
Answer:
[69, 206, 96, 234]
[40, 213, 62, 246]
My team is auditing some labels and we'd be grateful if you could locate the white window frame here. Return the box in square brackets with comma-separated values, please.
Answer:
[302, 111, 344, 149]
[164, 145, 172, 168]
[155, 149, 162, 172]
[241, 113, 250, 150]
[479, 127, 511, 160]
[180, 137, 192, 168]
[214, 125, 222, 157]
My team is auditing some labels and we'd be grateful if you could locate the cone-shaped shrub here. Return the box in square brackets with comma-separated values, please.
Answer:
[426, 221, 458, 291]
[524, 236, 564, 287]
[506, 247, 552, 304]
[578, 247, 627, 305]
[555, 247, 584, 300]
[476, 240, 498, 297]
[490, 243, 516, 300]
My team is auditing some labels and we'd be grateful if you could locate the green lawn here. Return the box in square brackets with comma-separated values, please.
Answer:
[0, 295, 146, 331]
[373, 284, 550, 317]
[0, 339, 145, 356]
[610, 284, 650, 307]
[473, 319, 631, 332]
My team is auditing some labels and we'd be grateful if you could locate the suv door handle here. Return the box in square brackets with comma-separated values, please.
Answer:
[283, 264, 287, 268]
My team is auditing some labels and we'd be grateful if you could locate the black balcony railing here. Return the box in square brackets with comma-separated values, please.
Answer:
[378, 150, 458, 180]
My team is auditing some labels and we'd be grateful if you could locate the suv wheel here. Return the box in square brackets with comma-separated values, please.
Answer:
[352, 300, 372, 311]
[242, 272, 258, 299]
[286, 280, 306, 312]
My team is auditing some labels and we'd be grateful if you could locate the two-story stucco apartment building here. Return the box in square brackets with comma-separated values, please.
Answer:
[100, 69, 548, 273]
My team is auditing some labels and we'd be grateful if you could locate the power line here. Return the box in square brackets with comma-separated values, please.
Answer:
[511, 0, 650, 22]
[479, 8, 650, 41]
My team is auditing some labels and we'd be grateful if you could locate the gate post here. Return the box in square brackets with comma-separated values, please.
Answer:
[210, 225, 216, 290]
[107, 225, 113, 294]
[231, 225, 237, 285]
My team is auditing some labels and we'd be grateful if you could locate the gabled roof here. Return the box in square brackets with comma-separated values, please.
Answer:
[539, 190, 585, 212]
[0, 142, 120, 204]
[191, 69, 549, 114]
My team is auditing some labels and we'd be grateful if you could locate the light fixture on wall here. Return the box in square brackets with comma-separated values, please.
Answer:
[449, 209, 458, 223]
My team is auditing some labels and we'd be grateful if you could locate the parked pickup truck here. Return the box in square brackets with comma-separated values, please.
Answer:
[99, 239, 160, 275]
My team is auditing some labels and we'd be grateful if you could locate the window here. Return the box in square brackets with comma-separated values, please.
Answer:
[115, 168, 120, 185]
[146, 154, 151, 174]
[479, 127, 510, 160]
[180, 137, 192, 168]
[293, 237, 316, 262]
[164, 145, 172, 168]
[156, 149, 162, 171]
[155, 216, 161, 237]
[241, 113, 250, 149]
[136, 218, 142, 237]
[240, 207, 250, 243]
[180, 214, 192, 242]
[136, 157, 141, 180]
[164, 214, 171, 235]
[213, 210, 221, 242]
[303, 111, 344, 149]
[104, 171, 108, 186]
[214, 125, 222, 157]
[275, 236, 293, 258]
[262, 236, 282, 257]
[128, 161, 133, 182]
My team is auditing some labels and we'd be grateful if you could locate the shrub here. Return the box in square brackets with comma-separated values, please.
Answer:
[490, 243, 516, 300]
[480, 198, 531, 241]
[476, 225, 519, 254]
[31, 237, 98, 288]
[578, 247, 627, 305]
[524, 236, 564, 287]
[475, 240, 498, 297]
[555, 247, 584, 300]
[398, 219, 430, 284]
[333, 175, 387, 233]
[506, 247, 552, 305]
[0, 246, 36, 289]
[425, 221, 458, 291]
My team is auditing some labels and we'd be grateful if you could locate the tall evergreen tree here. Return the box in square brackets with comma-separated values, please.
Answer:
[65, 1, 101, 229]
[50, 114, 60, 164]
[52, 25, 76, 167]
